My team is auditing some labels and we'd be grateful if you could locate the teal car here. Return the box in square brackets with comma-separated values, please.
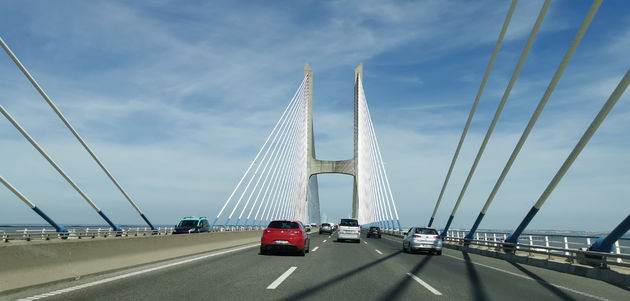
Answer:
[174, 216, 210, 234]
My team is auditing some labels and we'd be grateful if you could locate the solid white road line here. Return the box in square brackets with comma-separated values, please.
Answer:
[444, 254, 608, 301]
[312, 246, 319, 252]
[266, 267, 297, 290]
[18, 243, 260, 301]
[406, 273, 442, 295]
[323, 239, 327, 243]
[375, 249, 383, 255]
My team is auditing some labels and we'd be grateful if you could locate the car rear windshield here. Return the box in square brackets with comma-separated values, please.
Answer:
[178, 220, 198, 227]
[370, 227, 380, 230]
[415, 228, 438, 235]
[268, 221, 299, 229]
[321, 223, 330, 226]
[340, 219, 358, 226]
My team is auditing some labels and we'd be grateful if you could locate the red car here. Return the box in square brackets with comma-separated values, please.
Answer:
[260, 220, 310, 256]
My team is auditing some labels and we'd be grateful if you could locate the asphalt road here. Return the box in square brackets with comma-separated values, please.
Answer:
[4, 232, 629, 301]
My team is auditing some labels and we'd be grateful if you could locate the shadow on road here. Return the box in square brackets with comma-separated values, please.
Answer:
[462, 251, 490, 301]
[508, 262, 576, 301]
[378, 255, 434, 300]
[283, 250, 403, 299]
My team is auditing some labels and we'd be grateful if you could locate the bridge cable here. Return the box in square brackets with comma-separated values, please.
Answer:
[0, 175, 67, 232]
[466, 0, 599, 240]
[0, 37, 156, 230]
[227, 81, 306, 226]
[427, 0, 518, 227]
[0, 105, 122, 231]
[440, 0, 550, 237]
[361, 77, 402, 230]
[506, 67, 628, 244]
[212, 76, 306, 228]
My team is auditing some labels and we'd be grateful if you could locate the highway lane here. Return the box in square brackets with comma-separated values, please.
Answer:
[5, 232, 629, 301]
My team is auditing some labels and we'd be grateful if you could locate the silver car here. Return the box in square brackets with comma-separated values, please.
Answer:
[337, 218, 360, 242]
[402, 227, 442, 255]
[319, 223, 333, 234]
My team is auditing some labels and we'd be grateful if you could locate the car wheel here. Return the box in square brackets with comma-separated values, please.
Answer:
[402, 242, 408, 253]
[299, 247, 306, 256]
[260, 247, 266, 255]
[437, 250, 442, 256]
[306, 240, 310, 253]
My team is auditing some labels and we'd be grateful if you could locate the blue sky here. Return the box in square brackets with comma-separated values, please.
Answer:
[0, 0, 628, 232]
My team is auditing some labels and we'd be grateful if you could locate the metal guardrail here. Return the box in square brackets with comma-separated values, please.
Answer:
[379, 229, 628, 268]
[445, 230, 628, 262]
[0, 226, 269, 243]
[1, 227, 174, 242]
[442, 235, 630, 269]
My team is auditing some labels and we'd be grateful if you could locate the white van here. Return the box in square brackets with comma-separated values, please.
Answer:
[337, 218, 361, 242]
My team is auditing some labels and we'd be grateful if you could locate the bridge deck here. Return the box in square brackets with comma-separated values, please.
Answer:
[4, 233, 628, 300]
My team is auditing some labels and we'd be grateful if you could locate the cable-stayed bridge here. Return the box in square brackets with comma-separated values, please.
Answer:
[212, 64, 401, 231]
[1, 0, 630, 299]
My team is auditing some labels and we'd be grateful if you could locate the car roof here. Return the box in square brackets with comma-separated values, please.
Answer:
[179, 216, 207, 221]
[412, 227, 437, 230]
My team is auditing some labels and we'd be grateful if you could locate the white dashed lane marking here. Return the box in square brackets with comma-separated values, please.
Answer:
[407, 273, 442, 295]
[312, 246, 319, 252]
[375, 249, 383, 255]
[267, 267, 298, 290]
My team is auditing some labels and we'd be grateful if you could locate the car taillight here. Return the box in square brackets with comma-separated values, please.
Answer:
[358, 229, 361, 233]
[433, 235, 439, 239]
[413, 234, 421, 238]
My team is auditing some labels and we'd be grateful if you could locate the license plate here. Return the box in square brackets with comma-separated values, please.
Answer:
[275, 240, 288, 244]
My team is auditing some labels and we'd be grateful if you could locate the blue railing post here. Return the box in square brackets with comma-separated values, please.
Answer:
[505, 206, 539, 244]
[223, 217, 232, 228]
[234, 217, 242, 227]
[140, 213, 156, 231]
[32, 206, 67, 232]
[589, 214, 630, 253]
[465, 212, 485, 240]
[209, 217, 219, 229]
[97, 210, 121, 231]
[397, 220, 402, 232]
[440, 215, 455, 237]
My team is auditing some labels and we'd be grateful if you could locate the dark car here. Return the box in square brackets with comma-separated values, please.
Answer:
[367, 226, 382, 238]
[173, 217, 210, 234]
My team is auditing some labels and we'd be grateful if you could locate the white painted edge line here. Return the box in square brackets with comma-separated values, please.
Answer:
[17, 243, 260, 301]
[444, 254, 609, 301]
[406, 273, 442, 295]
[266, 266, 297, 290]
[375, 249, 383, 255]
[364, 241, 368, 245]
[323, 239, 327, 243]
[312, 246, 319, 252]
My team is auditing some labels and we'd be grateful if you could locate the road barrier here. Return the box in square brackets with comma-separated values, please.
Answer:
[0, 230, 262, 293]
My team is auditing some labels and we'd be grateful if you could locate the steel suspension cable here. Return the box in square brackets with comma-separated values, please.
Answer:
[427, 0, 518, 227]
[506, 67, 627, 244]
[1, 37, 155, 229]
[467, 0, 599, 240]
[360, 77, 402, 231]
[0, 105, 121, 231]
[213, 77, 306, 227]
[440, 0, 550, 237]
[231, 82, 306, 226]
